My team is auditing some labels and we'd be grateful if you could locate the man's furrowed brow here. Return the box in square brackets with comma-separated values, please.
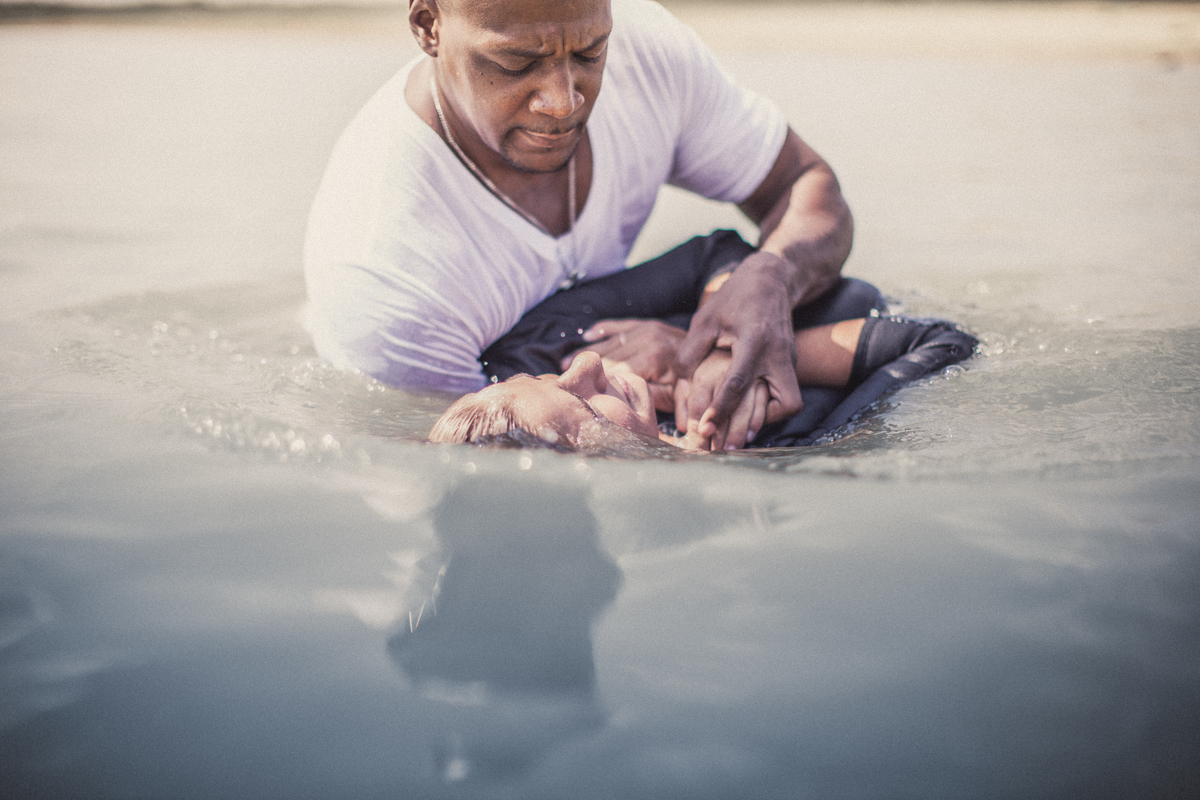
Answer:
[498, 33, 609, 59]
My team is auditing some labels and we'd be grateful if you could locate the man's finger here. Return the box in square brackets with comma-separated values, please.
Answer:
[560, 339, 632, 371]
[747, 382, 768, 445]
[701, 346, 759, 432]
[675, 318, 720, 378]
[761, 361, 803, 424]
[723, 381, 766, 451]
[582, 318, 640, 343]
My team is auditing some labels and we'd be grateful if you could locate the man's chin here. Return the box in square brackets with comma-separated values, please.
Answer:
[500, 132, 581, 174]
[500, 151, 575, 175]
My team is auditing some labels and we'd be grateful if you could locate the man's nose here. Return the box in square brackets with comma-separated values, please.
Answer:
[530, 63, 583, 119]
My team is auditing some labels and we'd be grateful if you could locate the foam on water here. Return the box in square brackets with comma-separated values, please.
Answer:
[18, 272, 1200, 479]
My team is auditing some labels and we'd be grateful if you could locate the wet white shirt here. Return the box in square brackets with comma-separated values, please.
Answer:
[303, 0, 788, 393]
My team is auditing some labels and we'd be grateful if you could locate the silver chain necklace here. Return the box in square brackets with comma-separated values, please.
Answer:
[430, 75, 576, 240]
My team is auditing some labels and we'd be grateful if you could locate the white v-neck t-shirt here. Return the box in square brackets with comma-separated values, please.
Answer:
[303, 0, 787, 393]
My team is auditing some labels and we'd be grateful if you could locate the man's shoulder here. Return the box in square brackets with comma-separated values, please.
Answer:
[609, 0, 686, 31]
[604, 0, 715, 100]
[318, 59, 451, 207]
[609, 0, 702, 59]
[332, 59, 426, 159]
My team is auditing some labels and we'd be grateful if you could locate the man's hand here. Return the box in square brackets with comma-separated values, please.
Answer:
[675, 348, 770, 451]
[562, 318, 684, 412]
[675, 252, 803, 446]
[675, 127, 853, 444]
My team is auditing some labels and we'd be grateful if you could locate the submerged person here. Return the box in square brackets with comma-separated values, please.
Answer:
[305, 0, 854, 451]
[429, 231, 977, 451]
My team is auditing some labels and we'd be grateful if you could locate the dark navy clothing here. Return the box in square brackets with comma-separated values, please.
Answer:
[481, 230, 976, 448]
[754, 315, 976, 447]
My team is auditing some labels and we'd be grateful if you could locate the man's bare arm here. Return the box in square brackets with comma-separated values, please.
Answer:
[675, 127, 854, 448]
[742, 128, 853, 307]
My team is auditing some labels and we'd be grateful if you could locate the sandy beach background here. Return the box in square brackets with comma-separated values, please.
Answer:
[4, 0, 1200, 65]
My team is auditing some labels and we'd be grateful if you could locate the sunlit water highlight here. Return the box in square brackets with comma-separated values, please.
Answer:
[1, 14, 1198, 799]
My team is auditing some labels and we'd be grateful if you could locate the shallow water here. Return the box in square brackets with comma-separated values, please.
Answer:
[2, 17, 1199, 799]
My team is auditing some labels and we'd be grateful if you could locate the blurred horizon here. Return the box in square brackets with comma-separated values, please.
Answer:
[4, 0, 1198, 68]
[3, 0, 1198, 16]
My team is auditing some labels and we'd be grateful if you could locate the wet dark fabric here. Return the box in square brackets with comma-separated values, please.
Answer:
[481, 230, 756, 380]
[755, 316, 977, 447]
[480, 229, 976, 448]
[482, 230, 887, 379]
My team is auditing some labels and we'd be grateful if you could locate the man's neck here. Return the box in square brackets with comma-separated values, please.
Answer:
[405, 58, 591, 237]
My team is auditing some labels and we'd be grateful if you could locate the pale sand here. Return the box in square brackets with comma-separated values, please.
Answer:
[3, 1, 1199, 62]
[672, 1, 1200, 62]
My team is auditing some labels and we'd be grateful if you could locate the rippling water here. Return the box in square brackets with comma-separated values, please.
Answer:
[1, 15, 1198, 799]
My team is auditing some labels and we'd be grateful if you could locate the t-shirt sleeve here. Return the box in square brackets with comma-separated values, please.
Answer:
[303, 101, 496, 395]
[632, 1, 788, 204]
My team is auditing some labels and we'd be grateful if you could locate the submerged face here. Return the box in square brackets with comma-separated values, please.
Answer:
[426, 0, 612, 173]
[494, 351, 660, 444]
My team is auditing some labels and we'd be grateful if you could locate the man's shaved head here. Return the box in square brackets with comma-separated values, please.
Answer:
[428, 0, 605, 25]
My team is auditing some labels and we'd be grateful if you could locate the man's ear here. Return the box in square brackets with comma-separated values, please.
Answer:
[409, 0, 440, 57]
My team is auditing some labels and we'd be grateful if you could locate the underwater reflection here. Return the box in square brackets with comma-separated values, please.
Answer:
[387, 477, 621, 783]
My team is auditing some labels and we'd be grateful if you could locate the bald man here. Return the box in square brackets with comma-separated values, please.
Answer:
[304, 0, 853, 448]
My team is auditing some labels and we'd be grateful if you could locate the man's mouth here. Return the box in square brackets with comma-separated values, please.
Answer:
[519, 127, 577, 146]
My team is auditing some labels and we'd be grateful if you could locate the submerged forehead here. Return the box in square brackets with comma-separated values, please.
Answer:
[489, 375, 594, 443]
[501, 375, 592, 417]
[442, 0, 611, 37]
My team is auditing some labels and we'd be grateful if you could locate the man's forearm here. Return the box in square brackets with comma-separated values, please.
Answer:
[754, 161, 853, 309]
[676, 128, 853, 444]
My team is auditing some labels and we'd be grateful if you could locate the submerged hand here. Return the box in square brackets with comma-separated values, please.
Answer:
[563, 318, 684, 412]
[676, 253, 802, 443]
